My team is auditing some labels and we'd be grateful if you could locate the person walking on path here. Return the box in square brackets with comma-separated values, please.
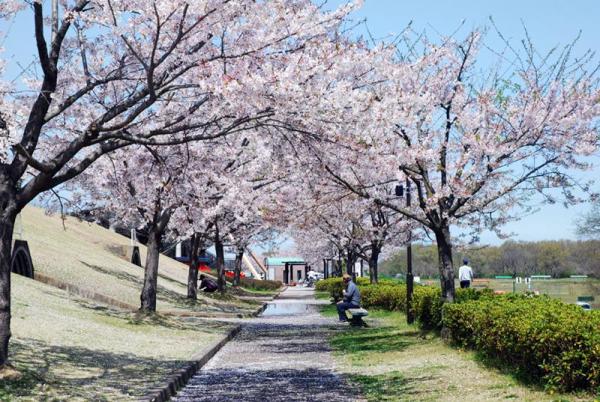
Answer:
[337, 274, 361, 322]
[458, 258, 474, 288]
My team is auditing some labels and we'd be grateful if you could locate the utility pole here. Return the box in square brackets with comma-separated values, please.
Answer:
[406, 178, 415, 324]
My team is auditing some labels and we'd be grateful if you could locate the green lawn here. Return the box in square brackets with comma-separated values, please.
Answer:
[323, 306, 594, 402]
[315, 291, 332, 301]
[3, 275, 234, 401]
[421, 277, 600, 309]
[486, 278, 600, 308]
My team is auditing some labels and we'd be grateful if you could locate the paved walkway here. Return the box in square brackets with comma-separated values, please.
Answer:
[172, 287, 362, 402]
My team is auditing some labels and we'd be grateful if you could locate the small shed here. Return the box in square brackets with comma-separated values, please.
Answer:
[264, 257, 305, 283]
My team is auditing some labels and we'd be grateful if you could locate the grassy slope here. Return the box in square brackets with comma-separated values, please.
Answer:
[322, 305, 593, 402]
[17, 207, 258, 314]
[7, 275, 232, 401]
[0, 207, 275, 400]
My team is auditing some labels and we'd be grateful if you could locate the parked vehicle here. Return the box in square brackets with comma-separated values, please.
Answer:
[576, 301, 592, 311]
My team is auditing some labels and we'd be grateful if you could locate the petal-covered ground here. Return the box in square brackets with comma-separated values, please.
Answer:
[173, 287, 363, 402]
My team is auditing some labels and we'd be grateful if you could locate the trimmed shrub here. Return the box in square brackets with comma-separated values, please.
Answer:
[361, 285, 407, 311]
[409, 287, 494, 330]
[412, 286, 443, 330]
[315, 277, 370, 301]
[376, 278, 404, 286]
[454, 287, 494, 303]
[315, 277, 339, 292]
[238, 278, 282, 291]
[317, 278, 492, 330]
[443, 295, 600, 392]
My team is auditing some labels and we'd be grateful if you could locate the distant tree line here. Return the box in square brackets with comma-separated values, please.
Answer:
[381, 240, 600, 279]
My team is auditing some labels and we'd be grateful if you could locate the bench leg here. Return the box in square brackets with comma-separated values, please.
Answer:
[350, 316, 364, 327]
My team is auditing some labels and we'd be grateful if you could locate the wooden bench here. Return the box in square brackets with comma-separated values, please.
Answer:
[347, 308, 369, 327]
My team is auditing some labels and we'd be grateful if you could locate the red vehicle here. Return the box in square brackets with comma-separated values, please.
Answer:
[197, 264, 246, 279]
[225, 270, 246, 278]
[197, 264, 211, 272]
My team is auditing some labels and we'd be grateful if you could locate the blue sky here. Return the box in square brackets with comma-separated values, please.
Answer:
[1, 1, 599, 245]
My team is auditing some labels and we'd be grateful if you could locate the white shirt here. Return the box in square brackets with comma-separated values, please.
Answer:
[458, 265, 473, 281]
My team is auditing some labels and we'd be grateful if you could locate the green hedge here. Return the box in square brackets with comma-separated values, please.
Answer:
[443, 295, 600, 392]
[361, 285, 406, 311]
[317, 278, 489, 330]
[361, 283, 492, 330]
[238, 278, 282, 291]
[315, 277, 370, 301]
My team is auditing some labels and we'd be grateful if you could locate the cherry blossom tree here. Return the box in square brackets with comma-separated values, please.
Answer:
[288, 194, 413, 283]
[0, 0, 360, 365]
[312, 31, 600, 301]
[78, 129, 278, 307]
[225, 204, 275, 287]
[261, 136, 415, 283]
[77, 143, 204, 311]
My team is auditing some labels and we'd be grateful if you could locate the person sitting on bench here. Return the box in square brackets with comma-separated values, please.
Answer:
[337, 274, 361, 322]
[199, 274, 218, 293]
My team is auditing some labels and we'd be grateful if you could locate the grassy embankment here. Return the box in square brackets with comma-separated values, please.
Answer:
[6, 276, 232, 401]
[321, 305, 595, 402]
[18, 206, 263, 315]
[0, 206, 270, 400]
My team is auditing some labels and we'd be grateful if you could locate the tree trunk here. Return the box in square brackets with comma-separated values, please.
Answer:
[214, 225, 226, 293]
[0, 175, 17, 366]
[186, 233, 200, 299]
[434, 225, 455, 303]
[233, 248, 244, 287]
[369, 242, 380, 284]
[346, 248, 355, 276]
[140, 222, 162, 312]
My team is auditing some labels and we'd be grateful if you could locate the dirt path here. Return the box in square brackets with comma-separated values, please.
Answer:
[172, 287, 362, 402]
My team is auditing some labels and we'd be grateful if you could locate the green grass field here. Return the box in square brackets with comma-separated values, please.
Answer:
[420, 278, 600, 309]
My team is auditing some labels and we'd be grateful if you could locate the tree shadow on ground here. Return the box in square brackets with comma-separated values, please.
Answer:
[330, 326, 417, 354]
[173, 368, 361, 402]
[239, 323, 325, 337]
[3, 338, 187, 401]
[259, 340, 332, 354]
[68, 296, 231, 334]
[80, 262, 255, 315]
[220, 322, 337, 354]
[348, 371, 441, 402]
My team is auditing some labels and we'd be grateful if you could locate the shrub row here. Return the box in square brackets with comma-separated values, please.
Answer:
[315, 277, 370, 300]
[361, 284, 493, 329]
[317, 277, 490, 329]
[238, 278, 282, 291]
[443, 295, 600, 392]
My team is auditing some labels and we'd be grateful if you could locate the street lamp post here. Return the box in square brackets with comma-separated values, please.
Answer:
[396, 178, 415, 324]
[405, 179, 415, 324]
